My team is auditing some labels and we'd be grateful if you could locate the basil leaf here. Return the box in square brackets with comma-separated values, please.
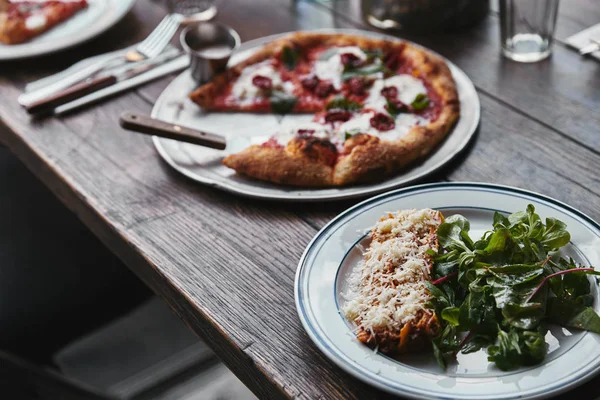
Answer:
[326, 95, 362, 111]
[342, 63, 387, 81]
[344, 129, 362, 141]
[441, 307, 461, 326]
[281, 46, 298, 70]
[270, 91, 297, 114]
[411, 93, 430, 111]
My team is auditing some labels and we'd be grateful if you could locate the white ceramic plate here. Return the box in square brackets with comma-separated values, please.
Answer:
[295, 182, 600, 399]
[0, 0, 136, 61]
[151, 29, 480, 202]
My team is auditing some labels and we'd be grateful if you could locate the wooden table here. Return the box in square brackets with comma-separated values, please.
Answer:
[1, 1, 599, 398]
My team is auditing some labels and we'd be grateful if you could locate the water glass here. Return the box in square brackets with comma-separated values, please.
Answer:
[167, 0, 218, 22]
[499, 0, 560, 62]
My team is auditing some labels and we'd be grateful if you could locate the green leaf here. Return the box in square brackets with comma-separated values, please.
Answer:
[270, 91, 297, 114]
[385, 99, 405, 118]
[326, 95, 363, 111]
[493, 212, 510, 228]
[483, 228, 509, 254]
[441, 307, 461, 326]
[342, 63, 387, 80]
[344, 129, 362, 141]
[432, 341, 446, 370]
[541, 217, 570, 250]
[502, 302, 544, 330]
[547, 297, 600, 333]
[487, 329, 522, 371]
[411, 93, 430, 110]
[281, 46, 299, 70]
[461, 334, 495, 354]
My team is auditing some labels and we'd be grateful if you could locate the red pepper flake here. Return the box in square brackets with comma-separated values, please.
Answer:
[380, 86, 398, 100]
[301, 75, 319, 91]
[325, 110, 352, 123]
[340, 53, 364, 68]
[252, 75, 273, 91]
[348, 77, 366, 95]
[370, 112, 395, 131]
[315, 81, 335, 98]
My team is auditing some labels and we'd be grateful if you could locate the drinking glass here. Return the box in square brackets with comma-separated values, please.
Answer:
[167, 0, 218, 22]
[499, 0, 560, 62]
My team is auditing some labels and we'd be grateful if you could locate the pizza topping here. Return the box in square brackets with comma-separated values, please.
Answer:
[380, 86, 398, 100]
[411, 93, 430, 111]
[252, 75, 273, 91]
[297, 129, 315, 136]
[338, 111, 429, 141]
[301, 75, 319, 90]
[232, 61, 292, 105]
[370, 113, 395, 131]
[314, 46, 367, 90]
[347, 77, 367, 95]
[324, 110, 352, 123]
[325, 95, 362, 112]
[366, 74, 428, 113]
[281, 45, 299, 70]
[341, 52, 364, 69]
[385, 99, 409, 117]
[315, 81, 335, 98]
[270, 90, 298, 114]
[383, 52, 399, 71]
[25, 13, 48, 30]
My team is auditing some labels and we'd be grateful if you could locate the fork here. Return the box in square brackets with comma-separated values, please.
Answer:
[19, 14, 183, 106]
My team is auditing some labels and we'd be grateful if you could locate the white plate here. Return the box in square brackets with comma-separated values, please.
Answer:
[151, 29, 481, 202]
[0, 0, 136, 61]
[295, 182, 600, 399]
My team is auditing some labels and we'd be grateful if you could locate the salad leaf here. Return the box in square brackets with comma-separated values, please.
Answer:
[342, 63, 388, 81]
[547, 297, 600, 333]
[429, 204, 600, 371]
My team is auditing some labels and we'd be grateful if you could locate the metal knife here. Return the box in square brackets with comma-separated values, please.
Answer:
[24, 51, 183, 116]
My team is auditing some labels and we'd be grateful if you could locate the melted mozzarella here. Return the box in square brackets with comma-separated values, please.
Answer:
[342, 209, 442, 331]
[25, 14, 47, 30]
[366, 74, 428, 112]
[313, 46, 367, 90]
[338, 111, 429, 142]
[231, 61, 290, 105]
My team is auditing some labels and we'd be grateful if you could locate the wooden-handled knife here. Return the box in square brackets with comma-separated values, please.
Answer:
[119, 113, 228, 150]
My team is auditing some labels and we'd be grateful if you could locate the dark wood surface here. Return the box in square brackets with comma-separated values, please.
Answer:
[1, 0, 599, 398]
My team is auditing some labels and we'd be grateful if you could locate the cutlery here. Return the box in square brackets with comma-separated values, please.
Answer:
[579, 38, 600, 55]
[26, 51, 183, 116]
[54, 55, 189, 116]
[19, 14, 182, 107]
[120, 113, 228, 150]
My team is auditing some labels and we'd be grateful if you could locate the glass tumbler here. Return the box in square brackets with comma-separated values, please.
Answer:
[167, 0, 218, 22]
[499, 0, 560, 62]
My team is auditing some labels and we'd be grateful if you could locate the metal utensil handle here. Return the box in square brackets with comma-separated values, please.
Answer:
[119, 113, 227, 150]
[25, 75, 117, 116]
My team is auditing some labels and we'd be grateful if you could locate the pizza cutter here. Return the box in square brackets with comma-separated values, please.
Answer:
[119, 113, 255, 154]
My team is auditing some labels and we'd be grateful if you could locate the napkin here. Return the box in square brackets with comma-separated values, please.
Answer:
[565, 23, 600, 61]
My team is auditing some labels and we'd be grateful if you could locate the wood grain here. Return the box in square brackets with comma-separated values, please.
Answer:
[0, 0, 599, 399]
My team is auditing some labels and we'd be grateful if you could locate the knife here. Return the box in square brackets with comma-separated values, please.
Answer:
[119, 113, 266, 154]
[25, 51, 183, 116]
[20, 46, 181, 107]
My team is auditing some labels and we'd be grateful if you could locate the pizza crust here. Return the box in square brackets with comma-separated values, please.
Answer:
[198, 32, 460, 187]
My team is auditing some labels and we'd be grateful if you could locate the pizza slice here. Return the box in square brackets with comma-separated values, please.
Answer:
[342, 209, 443, 354]
[0, 0, 88, 45]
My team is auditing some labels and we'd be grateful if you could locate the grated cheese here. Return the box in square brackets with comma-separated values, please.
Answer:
[342, 209, 441, 335]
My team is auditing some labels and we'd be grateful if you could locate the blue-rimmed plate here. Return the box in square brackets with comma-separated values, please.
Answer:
[295, 182, 600, 399]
